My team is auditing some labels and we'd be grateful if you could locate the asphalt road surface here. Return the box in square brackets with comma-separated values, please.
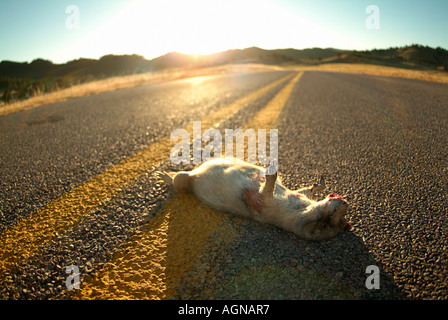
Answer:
[0, 70, 447, 300]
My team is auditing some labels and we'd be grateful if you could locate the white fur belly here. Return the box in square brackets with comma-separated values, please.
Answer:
[190, 158, 263, 217]
[161, 157, 351, 241]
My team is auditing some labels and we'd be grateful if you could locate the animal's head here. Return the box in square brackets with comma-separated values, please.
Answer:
[261, 172, 351, 241]
[325, 193, 350, 218]
[301, 193, 350, 241]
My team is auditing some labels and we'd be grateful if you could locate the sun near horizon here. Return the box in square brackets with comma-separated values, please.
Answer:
[0, 0, 447, 64]
[71, 0, 342, 63]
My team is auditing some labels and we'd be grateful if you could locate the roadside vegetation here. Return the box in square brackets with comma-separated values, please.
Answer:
[1, 45, 447, 116]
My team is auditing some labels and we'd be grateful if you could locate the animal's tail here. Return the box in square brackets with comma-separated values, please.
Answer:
[156, 171, 192, 193]
[156, 171, 174, 185]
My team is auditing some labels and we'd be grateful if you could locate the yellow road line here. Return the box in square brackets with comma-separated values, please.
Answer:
[0, 73, 292, 278]
[73, 193, 239, 299]
[73, 72, 303, 300]
[245, 72, 302, 130]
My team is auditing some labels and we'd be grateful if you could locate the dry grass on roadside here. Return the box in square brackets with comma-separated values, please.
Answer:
[297, 63, 448, 84]
[1, 62, 446, 116]
[0, 63, 282, 116]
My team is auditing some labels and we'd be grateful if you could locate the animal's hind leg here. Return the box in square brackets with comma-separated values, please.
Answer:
[297, 175, 325, 197]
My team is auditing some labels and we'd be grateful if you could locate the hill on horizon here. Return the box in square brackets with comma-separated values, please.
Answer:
[1, 44, 447, 103]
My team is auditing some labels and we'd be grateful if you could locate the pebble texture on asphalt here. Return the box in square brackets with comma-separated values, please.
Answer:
[1, 71, 447, 299]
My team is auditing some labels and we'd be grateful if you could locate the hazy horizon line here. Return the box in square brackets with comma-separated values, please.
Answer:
[1, 43, 447, 65]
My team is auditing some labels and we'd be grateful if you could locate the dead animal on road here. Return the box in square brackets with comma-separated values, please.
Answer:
[157, 157, 351, 241]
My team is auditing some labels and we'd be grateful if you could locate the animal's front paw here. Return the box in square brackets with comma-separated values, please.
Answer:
[311, 175, 326, 193]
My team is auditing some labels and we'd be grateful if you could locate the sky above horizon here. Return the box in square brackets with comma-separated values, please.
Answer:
[1, 0, 447, 64]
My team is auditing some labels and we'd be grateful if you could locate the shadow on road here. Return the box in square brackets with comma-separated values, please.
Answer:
[177, 216, 407, 299]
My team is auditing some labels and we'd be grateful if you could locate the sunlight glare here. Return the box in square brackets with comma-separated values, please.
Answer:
[67, 0, 351, 61]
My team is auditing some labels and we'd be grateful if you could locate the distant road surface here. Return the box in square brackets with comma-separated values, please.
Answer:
[0, 70, 447, 300]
